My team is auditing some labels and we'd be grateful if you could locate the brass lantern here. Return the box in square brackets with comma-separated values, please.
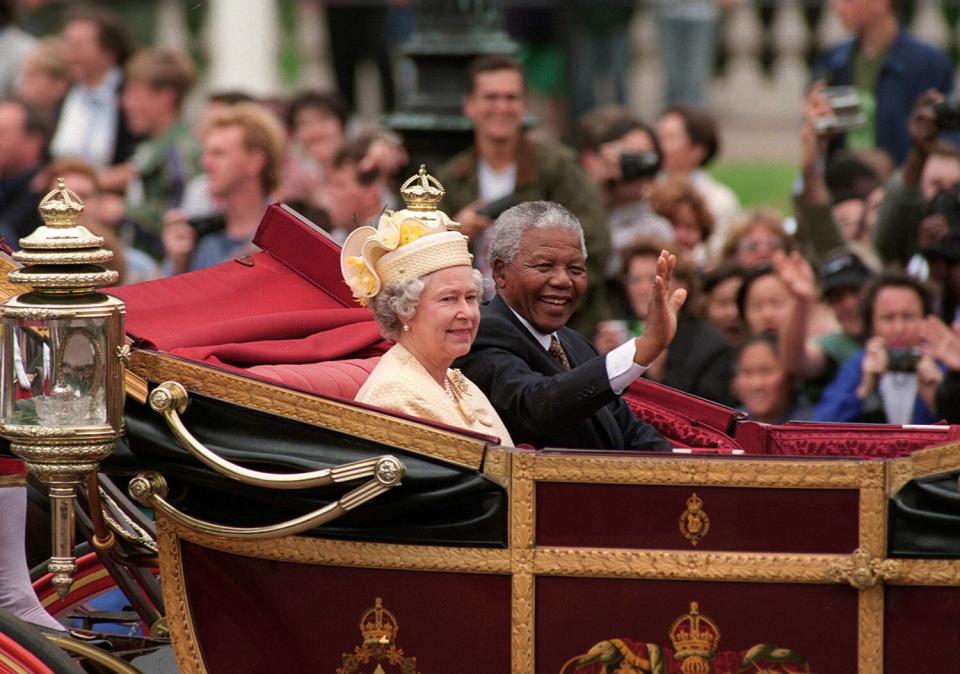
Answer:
[0, 179, 125, 597]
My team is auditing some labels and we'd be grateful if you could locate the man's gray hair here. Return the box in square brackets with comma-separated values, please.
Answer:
[370, 268, 484, 339]
[487, 201, 587, 266]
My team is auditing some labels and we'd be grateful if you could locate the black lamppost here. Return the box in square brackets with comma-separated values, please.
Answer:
[386, 0, 518, 170]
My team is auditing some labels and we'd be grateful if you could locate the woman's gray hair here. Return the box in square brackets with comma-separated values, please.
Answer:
[488, 201, 587, 266]
[370, 268, 484, 339]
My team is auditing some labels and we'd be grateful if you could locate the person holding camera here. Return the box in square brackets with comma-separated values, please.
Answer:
[436, 55, 609, 336]
[578, 106, 673, 283]
[872, 91, 960, 268]
[921, 314, 960, 423]
[813, 0, 953, 164]
[815, 272, 945, 424]
[794, 82, 887, 271]
[316, 135, 390, 245]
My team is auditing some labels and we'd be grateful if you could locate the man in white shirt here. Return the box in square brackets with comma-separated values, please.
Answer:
[50, 7, 137, 170]
[455, 201, 685, 450]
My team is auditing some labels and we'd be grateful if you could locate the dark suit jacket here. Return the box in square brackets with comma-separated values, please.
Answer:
[454, 295, 671, 451]
[662, 313, 733, 407]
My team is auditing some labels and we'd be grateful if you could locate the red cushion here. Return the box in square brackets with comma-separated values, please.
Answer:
[246, 357, 380, 400]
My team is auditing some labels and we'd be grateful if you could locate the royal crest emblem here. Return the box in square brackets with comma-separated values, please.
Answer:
[679, 493, 710, 546]
[562, 601, 810, 674]
[337, 598, 421, 674]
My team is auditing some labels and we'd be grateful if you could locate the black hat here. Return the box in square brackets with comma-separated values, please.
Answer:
[819, 251, 872, 296]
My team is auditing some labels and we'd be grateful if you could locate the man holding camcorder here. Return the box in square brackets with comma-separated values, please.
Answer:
[870, 91, 960, 327]
[814, 0, 953, 165]
[577, 107, 671, 282]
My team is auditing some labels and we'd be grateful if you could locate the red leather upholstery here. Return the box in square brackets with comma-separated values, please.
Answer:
[624, 378, 743, 448]
[246, 357, 380, 400]
[735, 420, 960, 459]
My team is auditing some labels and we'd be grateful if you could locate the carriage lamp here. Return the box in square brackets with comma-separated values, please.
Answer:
[0, 179, 126, 598]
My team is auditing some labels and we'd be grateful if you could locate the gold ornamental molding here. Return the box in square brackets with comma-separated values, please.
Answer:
[537, 548, 855, 584]
[0, 252, 24, 298]
[158, 515, 511, 574]
[859, 586, 884, 674]
[887, 440, 960, 495]
[157, 520, 208, 674]
[828, 548, 899, 590]
[128, 349, 488, 470]
[530, 454, 885, 490]
[511, 452, 536, 550]
[883, 559, 960, 586]
[859, 481, 887, 559]
[511, 563, 535, 674]
[483, 445, 511, 488]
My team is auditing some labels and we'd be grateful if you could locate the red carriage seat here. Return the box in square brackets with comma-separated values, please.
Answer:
[246, 357, 381, 400]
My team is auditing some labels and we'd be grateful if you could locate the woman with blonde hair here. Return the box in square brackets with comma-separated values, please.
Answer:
[720, 208, 792, 269]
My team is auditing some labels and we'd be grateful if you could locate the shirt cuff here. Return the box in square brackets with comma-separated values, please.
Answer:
[606, 339, 649, 395]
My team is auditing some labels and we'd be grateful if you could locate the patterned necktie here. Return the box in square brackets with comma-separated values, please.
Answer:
[549, 334, 571, 370]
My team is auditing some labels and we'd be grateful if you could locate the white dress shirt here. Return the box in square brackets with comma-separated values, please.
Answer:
[50, 68, 122, 169]
[507, 306, 648, 394]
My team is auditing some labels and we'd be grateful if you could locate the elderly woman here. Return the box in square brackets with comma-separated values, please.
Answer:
[341, 186, 513, 444]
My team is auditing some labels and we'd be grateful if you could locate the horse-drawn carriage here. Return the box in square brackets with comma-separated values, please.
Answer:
[2, 195, 959, 674]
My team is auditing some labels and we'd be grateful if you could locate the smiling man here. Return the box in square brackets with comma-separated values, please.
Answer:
[454, 201, 684, 451]
[437, 55, 609, 337]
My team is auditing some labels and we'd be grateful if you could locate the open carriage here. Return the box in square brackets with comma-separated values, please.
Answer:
[2, 199, 960, 674]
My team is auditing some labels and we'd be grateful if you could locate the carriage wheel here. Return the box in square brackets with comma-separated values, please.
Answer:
[0, 608, 85, 674]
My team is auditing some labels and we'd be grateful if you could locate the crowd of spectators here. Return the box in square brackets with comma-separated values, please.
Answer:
[0, 0, 957, 426]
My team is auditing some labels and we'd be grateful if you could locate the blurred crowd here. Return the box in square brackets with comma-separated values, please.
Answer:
[0, 0, 957, 425]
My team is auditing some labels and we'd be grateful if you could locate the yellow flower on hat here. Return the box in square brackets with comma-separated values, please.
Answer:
[340, 166, 471, 305]
[398, 218, 428, 246]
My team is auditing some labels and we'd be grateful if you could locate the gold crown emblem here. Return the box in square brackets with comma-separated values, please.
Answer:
[38, 178, 84, 228]
[400, 165, 445, 211]
[358, 597, 399, 645]
[669, 602, 720, 674]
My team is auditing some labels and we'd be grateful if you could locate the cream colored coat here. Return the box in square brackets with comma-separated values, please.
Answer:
[356, 344, 513, 446]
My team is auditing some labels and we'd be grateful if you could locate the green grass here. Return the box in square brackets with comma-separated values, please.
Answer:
[708, 162, 797, 215]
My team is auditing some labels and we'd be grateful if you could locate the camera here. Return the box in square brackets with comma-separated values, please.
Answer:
[187, 213, 227, 239]
[926, 188, 960, 257]
[932, 99, 960, 132]
[886, 347, 921, 372]
[815, 86, 866, 134]
[619, 152, 661, 181]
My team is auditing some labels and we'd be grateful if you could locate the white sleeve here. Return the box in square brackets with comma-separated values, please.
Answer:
[605, 339, 649, 394]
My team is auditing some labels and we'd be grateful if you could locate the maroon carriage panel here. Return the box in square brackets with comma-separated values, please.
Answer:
[179, 541, 512, 674]
[884, 586, 960, 674]
[537, 577, 857, 674]
[536, 483, 860, 553]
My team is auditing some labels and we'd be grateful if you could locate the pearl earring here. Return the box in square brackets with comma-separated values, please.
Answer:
[402, 324, 410, 332]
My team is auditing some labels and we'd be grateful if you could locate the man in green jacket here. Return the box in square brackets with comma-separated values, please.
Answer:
[436, 54, 610, 336]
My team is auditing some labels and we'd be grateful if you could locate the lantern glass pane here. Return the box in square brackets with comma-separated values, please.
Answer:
[1, 316, 110, 427]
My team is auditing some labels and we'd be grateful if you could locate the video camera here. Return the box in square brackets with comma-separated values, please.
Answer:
[814, 86, 867, 134]
[619, 151, 661, 181]
[886, 347, 922, 373]
[931, 99, 960, 132]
